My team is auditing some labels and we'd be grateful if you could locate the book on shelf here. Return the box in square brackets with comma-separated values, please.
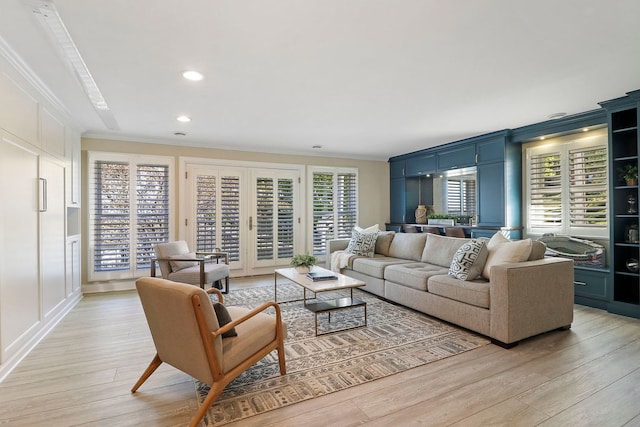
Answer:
[306, 272, 338, 281]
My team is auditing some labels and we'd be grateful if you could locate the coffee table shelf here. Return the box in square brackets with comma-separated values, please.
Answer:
[305, 297, 367, 336]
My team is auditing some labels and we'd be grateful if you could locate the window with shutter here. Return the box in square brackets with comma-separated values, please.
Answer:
[525, 130, 608, 238]
[310, 168, 358, 256]
[89, 153, 173, 281]
[445, 177, 476, 216]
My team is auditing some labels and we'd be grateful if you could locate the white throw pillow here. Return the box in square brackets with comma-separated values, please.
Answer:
[169, 252, 198, 271]
[448, 239, 489, 281]
[354, 224, 380, 233]
[346, 229, 378, 257]
[482, 233, 533, 279]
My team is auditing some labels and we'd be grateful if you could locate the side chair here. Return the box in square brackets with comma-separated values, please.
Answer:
[132, 277, 287, 427]
[151, 240, 230, 293]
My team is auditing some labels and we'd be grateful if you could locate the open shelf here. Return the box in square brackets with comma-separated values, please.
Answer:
[610, 105, 640, 312]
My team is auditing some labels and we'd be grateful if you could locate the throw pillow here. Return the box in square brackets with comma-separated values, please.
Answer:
[482, 233, 533, 279]
[346, 229, 378, 257]
[375, 231, 395, 256]
[448, 239, 489, 281]
[169, 252, 198, 271]
[213, 302, 238, 338]
[354, 224, 380, 233]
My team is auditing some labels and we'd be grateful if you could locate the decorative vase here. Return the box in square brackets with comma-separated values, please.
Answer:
[295, 266, 310, 274]
[415, 205, 427, 224]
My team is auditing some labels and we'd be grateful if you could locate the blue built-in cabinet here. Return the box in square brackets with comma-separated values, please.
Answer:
[389, 130, 520, 230]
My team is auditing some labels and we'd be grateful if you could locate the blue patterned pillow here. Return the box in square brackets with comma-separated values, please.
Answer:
[346, 229, 379, 257]
[448, 239, 489, 280]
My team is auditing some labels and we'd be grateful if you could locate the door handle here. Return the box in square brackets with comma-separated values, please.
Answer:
[39, 178, 48, 212]
[249, 216, 253, 231]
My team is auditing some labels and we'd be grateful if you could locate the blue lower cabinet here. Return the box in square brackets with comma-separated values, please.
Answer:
[574, 268, 609, 309]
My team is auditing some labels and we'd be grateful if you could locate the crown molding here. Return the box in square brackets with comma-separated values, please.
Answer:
[0, 35, 84, 132]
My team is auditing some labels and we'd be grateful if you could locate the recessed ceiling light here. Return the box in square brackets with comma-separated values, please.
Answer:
[176, 115, 191, 123]
[583, 128, 589, 132]
[548, 112, 567, 120]
[182, 70, 204, 81]
[539, 136, 546, 140]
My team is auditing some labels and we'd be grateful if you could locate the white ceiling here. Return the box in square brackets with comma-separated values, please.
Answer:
[2, 0, 640, 160]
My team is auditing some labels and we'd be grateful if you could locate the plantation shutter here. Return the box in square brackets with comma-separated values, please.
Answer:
[446, 180, 462, 214]
[446, 178, 476, 216]
[311, 169, 358, 256]
[256, 177, 274, 260]
[195, 175, 217, 252]
[277, 178, 295, 259]
[569, 145, 608, 228]
[336, 172, 357, 238]
[312, 172, 334, 254]
[89, 153, 173, 281]
[529, 151, 562, 228]
[93, 161, 130, 272]
[220, 176, 241, 262]
[135, 165, 170, 269]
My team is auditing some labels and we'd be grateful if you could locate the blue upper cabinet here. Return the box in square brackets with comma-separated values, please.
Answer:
[406, 154, 436, 176]
[390, 160, 405, 178]
[437, 144, 476, 171]
[476, 138, 505, 164]
[477, 162, 505, 226]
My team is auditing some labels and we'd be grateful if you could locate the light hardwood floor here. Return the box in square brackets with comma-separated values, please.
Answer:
[1, 275, 640, 426]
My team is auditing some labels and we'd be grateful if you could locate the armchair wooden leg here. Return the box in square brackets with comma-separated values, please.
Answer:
[131, 353, 163, 392]
[277, 339, 286, 375]
[189, 383, 226, 427]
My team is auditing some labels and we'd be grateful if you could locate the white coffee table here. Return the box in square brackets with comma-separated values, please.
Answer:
[274, 267, 367, 336]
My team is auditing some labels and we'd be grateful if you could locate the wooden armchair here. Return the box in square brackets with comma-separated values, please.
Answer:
[132, 277, 287, 427]
[151, 240, 230, 293]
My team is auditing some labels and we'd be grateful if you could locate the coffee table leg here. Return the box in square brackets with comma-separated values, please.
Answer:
[274, 271, 278, 303]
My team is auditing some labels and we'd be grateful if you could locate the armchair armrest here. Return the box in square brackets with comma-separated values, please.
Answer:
[212, 301, 283, 339]
[489, 257, 574, 344]
[197, 251, 230, 265]
[150, 257, 207, 278]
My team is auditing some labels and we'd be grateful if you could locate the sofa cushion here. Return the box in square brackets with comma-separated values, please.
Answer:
[482, 232, 533, 279]
[388, 233, 428, 262]
[351, 256, 412, 279]
[428, 275, 490, 309]
[346, 229, 378, 257]
[375, 231, 395, 256]
[421, 233, 470, 267]
[384, 262, 449, 291]
[448, 239, 489, 280]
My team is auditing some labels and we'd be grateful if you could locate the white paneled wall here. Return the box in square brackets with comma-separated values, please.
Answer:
[0, 57, 82, 381]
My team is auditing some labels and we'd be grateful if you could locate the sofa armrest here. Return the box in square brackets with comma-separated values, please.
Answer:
[327, 238, 350, 254]
[489, 257, 574, 344]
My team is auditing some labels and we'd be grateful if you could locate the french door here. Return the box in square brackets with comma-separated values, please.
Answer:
[184, 163, 302, 275]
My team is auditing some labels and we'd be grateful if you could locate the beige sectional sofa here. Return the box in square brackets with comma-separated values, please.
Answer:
[327, 232, 574, 347]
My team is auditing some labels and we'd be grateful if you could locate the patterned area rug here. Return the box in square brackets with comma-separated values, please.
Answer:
[197, 283, 489, 425]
